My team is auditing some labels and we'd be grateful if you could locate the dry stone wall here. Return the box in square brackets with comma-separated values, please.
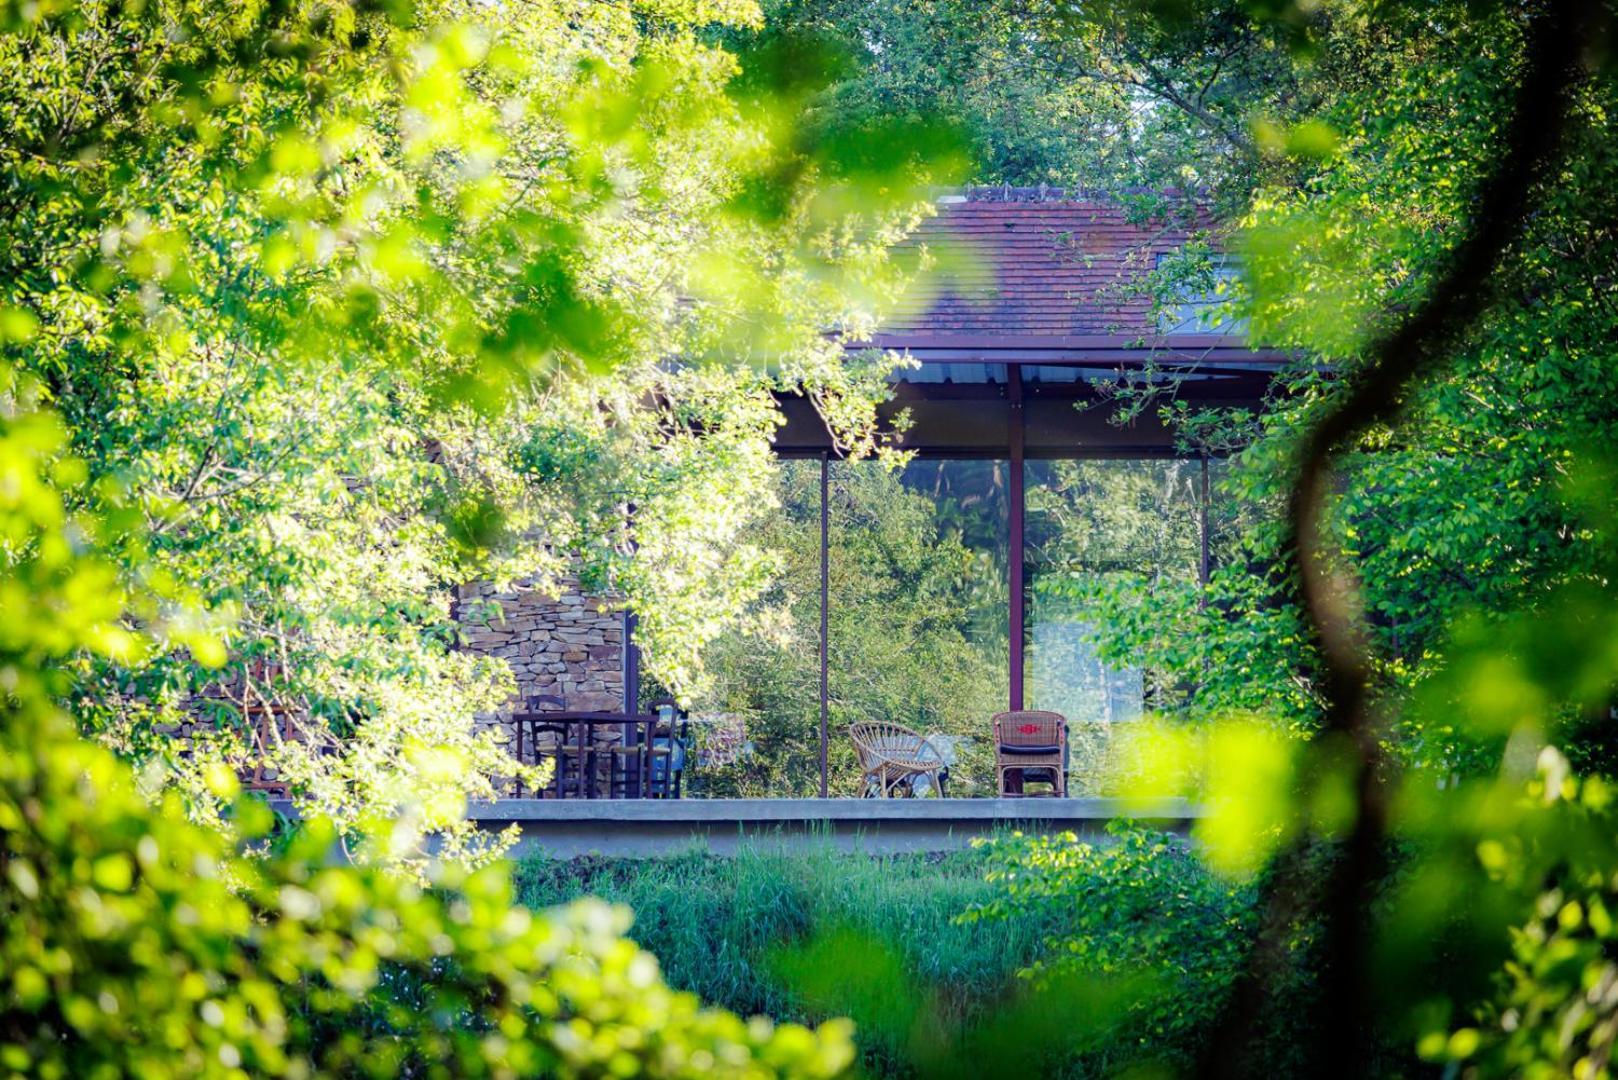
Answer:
[456, 574, 625, 749]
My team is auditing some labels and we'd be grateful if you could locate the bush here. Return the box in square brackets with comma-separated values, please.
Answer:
[0, 713, 859, 1079]
[515, 844, 1059, 1032]
[0, 410, 852, 1079]
[958, 826, 1262, 1075]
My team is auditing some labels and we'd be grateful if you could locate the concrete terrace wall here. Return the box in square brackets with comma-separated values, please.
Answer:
[456, 573, 626, 744]
[462, 798, 1203, 858]
[271, 798, 1203, 859]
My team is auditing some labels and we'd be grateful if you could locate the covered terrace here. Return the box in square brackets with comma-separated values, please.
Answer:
[487, 190, 1288, 852]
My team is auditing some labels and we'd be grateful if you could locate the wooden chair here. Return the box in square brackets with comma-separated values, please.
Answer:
[848, 721, 948, 798]
[607, 704, 689, 799]
[513, 694, 583, 798]
[993, 710, 1068, 797]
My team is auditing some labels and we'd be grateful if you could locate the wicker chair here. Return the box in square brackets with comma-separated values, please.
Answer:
[848, 722, 949, 798]
[993, 710, 1068, 797]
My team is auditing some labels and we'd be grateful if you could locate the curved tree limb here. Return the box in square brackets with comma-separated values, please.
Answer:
[1199, 1, 1607, 1075]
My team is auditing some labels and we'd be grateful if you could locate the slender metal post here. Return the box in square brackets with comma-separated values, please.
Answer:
[1199, 455, 1211, 591]
[1008, 369, 1026, 711]
[622, 609, 639, 732]
[819, 452, 830, 798]
[1198, 455, 1213, 686]
[621, 511, 641, 753]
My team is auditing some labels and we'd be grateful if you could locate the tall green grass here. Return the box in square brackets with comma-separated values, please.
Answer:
[511, 834, 1304, 1078]
[513, 839, 1074, 1073]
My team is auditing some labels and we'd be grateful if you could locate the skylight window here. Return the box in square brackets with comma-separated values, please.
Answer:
[1156, 253, 1248, 336]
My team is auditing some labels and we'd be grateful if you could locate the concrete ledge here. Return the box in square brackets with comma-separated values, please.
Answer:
[464, 798, 1201, 859]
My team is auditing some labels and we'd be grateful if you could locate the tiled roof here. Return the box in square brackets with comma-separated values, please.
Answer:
[881, 191, 1216, 339]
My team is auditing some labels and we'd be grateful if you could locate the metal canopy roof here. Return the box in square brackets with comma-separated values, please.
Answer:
[775, 338, 1289, 459]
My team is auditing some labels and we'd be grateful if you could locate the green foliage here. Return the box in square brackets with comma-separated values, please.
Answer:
[0, 725, 855, 1079]
[0, 0, 969, 1069]
[748, 0, 1302, 198]
[0, 379, 853, 1077]
[741, 3, 1618, 1071]
[1447, 765, 1618, 1078]
[1078, 2, 1618, 752]
[0, 0, 964, 860]
[690, 460, 1008, 796]
[768, 929, 1144, 1080]
[958, 826, 1288, 1076]
[515, 833, 1306, 1078]
[515, 844, 1054, 1030]
[522, 843, 1114, 1077]
[516, 841, 1172, 1078]
[1064, 4, 1618, 1052]
[6, 0, 1618, 1072]
[1026, 458, 1211, 734]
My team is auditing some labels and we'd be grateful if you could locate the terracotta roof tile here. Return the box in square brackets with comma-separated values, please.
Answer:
[882, 196, 1216, 339]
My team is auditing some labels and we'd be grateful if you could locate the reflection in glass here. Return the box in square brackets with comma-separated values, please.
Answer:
[680, 459, 823, 797]
[829, 458, 1008, 795]
[1029, 614, 1143, 725]
[890, 362, 1009, 386]
[692, 458, 1008, 796]
[1025, 459, 1206, 790]
[681, 454, 1221, 797]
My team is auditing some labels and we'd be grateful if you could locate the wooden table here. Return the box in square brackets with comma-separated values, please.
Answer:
[509, 710, 683, 799]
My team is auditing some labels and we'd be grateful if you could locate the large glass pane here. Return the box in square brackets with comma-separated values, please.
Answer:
[692, 457, 1008, 796]
[829, 458, 1009, 795]
[891, 362, 1009, 386]
[684, 459, 825, 797]
[1024, 459, 1206, 791]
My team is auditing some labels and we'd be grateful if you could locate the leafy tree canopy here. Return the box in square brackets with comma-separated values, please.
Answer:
[0, 0, 964, 858]
[720, 0, 1618, 1070]
[0, 0, 953, 1069]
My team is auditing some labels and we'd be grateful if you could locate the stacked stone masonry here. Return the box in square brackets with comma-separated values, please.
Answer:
[456, 574, 625, 753]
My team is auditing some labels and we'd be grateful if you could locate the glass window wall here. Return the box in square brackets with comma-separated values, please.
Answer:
[691, 457, 1007, 797]
[685, 444, 1219, 795]
[834, 458, 1007, 795]
[1024, 459, 1207, 791]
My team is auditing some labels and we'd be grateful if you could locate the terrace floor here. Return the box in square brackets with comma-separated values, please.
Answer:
[463, 797, 1201, 858]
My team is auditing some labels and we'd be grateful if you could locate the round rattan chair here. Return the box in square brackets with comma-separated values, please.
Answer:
[848, 721, 949, 798]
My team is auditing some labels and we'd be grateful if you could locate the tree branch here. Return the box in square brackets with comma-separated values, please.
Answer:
[1198, 1, 1605, 1074]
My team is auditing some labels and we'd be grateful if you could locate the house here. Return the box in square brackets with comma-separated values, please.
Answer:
[459, 188, 1286, 823]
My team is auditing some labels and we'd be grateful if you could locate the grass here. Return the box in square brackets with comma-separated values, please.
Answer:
[512, 838, 1072, 1072]
[513, 832, 1321, 1079]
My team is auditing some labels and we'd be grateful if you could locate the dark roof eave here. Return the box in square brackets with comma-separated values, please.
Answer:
[844, 333, 1297, 367]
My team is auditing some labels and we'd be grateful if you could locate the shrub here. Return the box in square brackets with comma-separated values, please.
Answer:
[0, 713, 857, 1079]
[515, 845, 1058, 1025]
[1429, 762, 1618, 1078]
[516, 844, 1065, 1076]
[515, 832, 1313, 1078]
[952, 826, 1253, 1075]
[0, 408, 853, 1079]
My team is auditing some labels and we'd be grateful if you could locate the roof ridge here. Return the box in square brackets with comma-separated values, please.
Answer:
[946, 184, 1206, 205]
